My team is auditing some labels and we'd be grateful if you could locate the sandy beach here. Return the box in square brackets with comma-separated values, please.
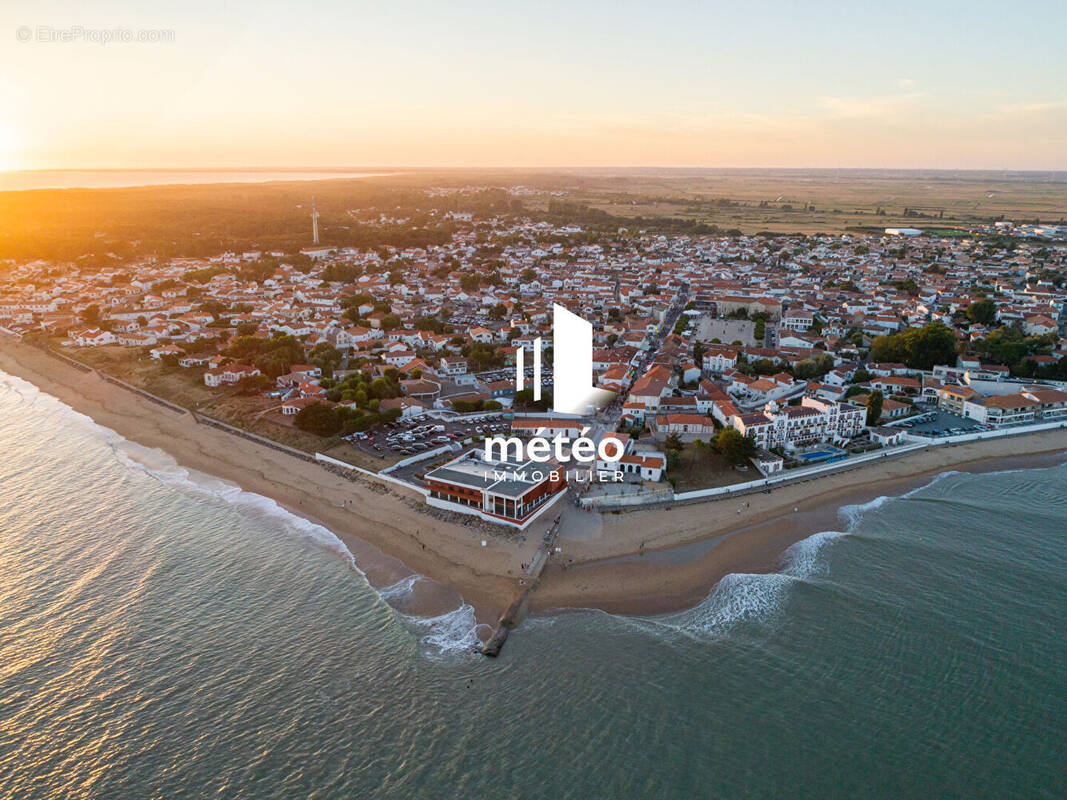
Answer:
[3, 335, 1066, 623]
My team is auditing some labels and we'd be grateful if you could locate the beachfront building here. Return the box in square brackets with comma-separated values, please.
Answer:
[651, 413, 716, 439]
[958, 387, 1067, 427]
[1022, 388, 1067, 420]
[731, 397, 865, 451]
[70, 328, 116, 347]
[203, 364, 262, 387]
[423, 450, 567, 528]
[960, 394, 1038, 427]
[601, 451, 667, 482]
[936, 385, 980, 415]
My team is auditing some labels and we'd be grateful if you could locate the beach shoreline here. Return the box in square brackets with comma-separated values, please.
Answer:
[3, 334, 1065, 623]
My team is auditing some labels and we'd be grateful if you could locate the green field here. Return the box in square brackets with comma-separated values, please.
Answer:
[1, 168, 1064, 263]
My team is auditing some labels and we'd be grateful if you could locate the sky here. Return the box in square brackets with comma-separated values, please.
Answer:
[1, 0, 1065, 171]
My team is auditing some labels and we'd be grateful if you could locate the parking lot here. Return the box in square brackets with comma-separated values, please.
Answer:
[898, 409, 987, 437]
[476, 365, 554, 390]
[346, 413, 512, 461]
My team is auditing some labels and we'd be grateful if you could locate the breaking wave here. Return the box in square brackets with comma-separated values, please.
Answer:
[642, 469, 975, 638]
[400, 604, 488, 657]
[0, 367, 478, 657]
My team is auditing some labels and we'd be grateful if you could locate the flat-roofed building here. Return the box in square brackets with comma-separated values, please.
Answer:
[424, 450, 567, 528]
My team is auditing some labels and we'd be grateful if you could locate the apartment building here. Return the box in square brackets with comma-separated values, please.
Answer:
[731, 397, 865, 450]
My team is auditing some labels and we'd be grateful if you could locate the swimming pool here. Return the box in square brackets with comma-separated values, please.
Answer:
[798, 449, 838, 461]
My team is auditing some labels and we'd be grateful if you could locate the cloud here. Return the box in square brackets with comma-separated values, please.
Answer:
[817, 92, 925, 119]
[897, 78, 915, 89]
[996, 99, 1067, 115]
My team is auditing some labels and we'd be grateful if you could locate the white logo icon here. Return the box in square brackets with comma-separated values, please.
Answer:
[516, 304, 615, 415]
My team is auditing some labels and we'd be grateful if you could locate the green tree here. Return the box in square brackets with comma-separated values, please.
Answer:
[310, 342, 342, 379]
[870, 322, 957, 370]
[865, 390, 883, 426]
[713, 427, 755, 464]
[966, 297, 997, 326]
[294, 402, 342, 437]
[81, 304, 102, 325]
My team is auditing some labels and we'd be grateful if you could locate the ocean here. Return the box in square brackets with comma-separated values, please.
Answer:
[1, 369, 1064, 799]
[0, 170, 389, 191]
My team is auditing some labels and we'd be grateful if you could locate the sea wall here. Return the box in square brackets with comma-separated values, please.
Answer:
[581, 419, 1067, 510]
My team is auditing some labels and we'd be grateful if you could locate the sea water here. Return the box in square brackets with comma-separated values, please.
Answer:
[1, 370, 1064, 799]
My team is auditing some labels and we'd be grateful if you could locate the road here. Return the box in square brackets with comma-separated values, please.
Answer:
[598, 282, 689, 426]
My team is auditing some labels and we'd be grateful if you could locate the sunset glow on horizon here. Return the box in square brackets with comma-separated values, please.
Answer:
[2, 0, 1066, 171]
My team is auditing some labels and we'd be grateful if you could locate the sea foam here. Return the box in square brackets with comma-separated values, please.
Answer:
[401, 604, 488, 657]
[0, 367, 479, 658]
[642, 469, 981, 639]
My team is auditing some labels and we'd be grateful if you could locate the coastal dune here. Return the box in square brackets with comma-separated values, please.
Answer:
[3, 336, 1065, 623]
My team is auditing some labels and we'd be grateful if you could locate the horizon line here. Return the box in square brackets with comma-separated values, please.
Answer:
[4, 165, 1067, 174]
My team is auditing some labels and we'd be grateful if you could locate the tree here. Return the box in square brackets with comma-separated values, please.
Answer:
[369, 377, 397, 399]
[865, 390, 883, 426]
[513, 387, 551, 412]
[869, 322, 957, 370]
[294, 402, 342, 437]
[894, 278, 920, 295]
[793, 352, 834, 380]
[713, 427, 755, 464]
[226, 333, 305, 378]
[81, 304, 102, 325]
[236, 374, 271, 395]
[971, 325, 1050, 367]
[310, 343, 343, 379]
[966, 297, 997, 326]
[664, 432, 684, 452]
